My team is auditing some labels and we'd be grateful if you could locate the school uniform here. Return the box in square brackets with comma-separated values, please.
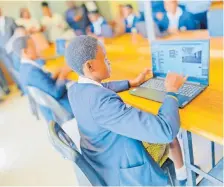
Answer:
[20, 58, 73, 122]
[90, 17, 107, 36]
[124, 14, 140, 33]
[0, 16, 17, 94]
[16, 18, 40, 32]
[68, 76, 180, 185]
[65, 5, 90, 35]
[179, 1, 211, 29]
[157, 7, 197, 32]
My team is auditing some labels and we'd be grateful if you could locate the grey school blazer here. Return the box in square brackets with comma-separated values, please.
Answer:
[0, 16, 17, 48]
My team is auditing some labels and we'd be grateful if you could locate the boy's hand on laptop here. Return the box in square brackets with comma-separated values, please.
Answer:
[165, 72, 187, 92]
[129, 68, 151, 87]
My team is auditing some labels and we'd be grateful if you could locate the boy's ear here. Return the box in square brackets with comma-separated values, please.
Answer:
[85, 60, 94, 72]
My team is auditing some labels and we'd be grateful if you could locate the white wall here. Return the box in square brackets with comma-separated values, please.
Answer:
[0, 1, 29, 19]
[0, 1, 70, 21]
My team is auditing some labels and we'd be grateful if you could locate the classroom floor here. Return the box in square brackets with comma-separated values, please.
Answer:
[0, 88, 223, 186]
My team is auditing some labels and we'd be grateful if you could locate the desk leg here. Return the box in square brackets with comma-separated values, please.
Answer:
[211, 141, 215, 168]
[182, 130, 197, 186]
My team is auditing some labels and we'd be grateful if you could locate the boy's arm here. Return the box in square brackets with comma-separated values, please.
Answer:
[102, 80, 130, 93]
[102, 68, 151, 93]
[90, 90, 180, 144]
[30, 69, 66, 99]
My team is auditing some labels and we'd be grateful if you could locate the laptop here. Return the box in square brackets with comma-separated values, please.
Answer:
[129, 40, 210, 108]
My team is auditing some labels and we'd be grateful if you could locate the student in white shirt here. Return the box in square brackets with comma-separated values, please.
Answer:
[156, 0, 196, 34]
[40, 2, 68, 42]
[122, 4, 140, 33]
[87, 11, 108, 37]
[16, 8, 40, 34]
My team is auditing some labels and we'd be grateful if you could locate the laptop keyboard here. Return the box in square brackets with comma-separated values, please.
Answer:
[141, 79, 201, 97]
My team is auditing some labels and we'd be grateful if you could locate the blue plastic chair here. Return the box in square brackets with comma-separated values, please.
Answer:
[48, 121, 106, 186]
[27, 86, 73, 125]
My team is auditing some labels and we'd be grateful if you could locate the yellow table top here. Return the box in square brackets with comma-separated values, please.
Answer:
[43, 30, 224, 145]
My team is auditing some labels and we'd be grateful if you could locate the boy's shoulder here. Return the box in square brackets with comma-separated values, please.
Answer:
[68, 82, 118, 100]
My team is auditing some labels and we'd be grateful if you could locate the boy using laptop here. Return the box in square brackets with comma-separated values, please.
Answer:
[13, 36, 73, 122]
[65, 36, 187, 185]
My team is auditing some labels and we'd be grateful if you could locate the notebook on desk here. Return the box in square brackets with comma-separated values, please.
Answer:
[129, 40, 210, 108]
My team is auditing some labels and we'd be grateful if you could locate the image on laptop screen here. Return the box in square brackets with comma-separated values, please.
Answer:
[151, 40, 209, 85]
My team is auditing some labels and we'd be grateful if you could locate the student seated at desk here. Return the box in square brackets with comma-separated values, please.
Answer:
[156, 0, 196, 34]
[87, 11, 108, 37]
[122, 4, 140, 33]
[13, 36, 73, 122]
[65, 36, 188, 186]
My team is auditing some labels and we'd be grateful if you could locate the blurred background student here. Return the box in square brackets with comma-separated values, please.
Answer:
[41, 2, 68, 42]
[16, 8, 40, 34]
[65, 1, 90, 35]
[122, 4, 140, 33]
[0, 7, 17, 95]
[156, 0, 196, 34]
[13, 36, 73, 122]
[179, 0, 211, 29]
[6, 26, 27, 72]
[87, 10, 107, 37]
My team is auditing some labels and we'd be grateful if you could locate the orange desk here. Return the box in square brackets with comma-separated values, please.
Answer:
[44, 31, 223, 145]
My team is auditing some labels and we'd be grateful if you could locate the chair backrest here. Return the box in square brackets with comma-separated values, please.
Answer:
[207, 9, 224, 37]
[101, 24, 113, 38]
[27, 86, 73, 125]
[136, 22, 148, 38]
[48, 121, 106, 186]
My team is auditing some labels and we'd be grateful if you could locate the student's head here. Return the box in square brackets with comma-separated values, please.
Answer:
[20, 8, 31, 19]
[88, 10, 100, 22]
[66, 1, 76, 8]
[41, 2, 52, 17]
[65, 36, 111, 81]
[122, 4, 133, 18]
[13, 36, 37, 60]
[13, 26, 27, 38]
[164, 0, 178, 14]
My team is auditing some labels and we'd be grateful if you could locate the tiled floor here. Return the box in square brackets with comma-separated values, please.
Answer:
[0, 88, 77, 186]
[0, 88, 223, 186]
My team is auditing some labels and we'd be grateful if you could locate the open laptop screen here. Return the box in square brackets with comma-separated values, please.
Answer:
[151, 40, 209, 85]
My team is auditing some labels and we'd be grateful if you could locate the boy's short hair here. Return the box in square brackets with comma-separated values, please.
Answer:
[41, 1, 49, 7]
[124, 4, 133, 9]
[13, 36, 30, 57]
[65, 35, 98, 75]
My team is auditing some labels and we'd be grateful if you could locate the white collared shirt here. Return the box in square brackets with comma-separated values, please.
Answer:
[16, 18, 40, 31]
[126, 14, 135, 27]
[92, 16, 104, 36]
[167, 7, 183, 30]
[41, 13, 67, 42]
[21, 58, 42, 70]
[78, 76, 102, 87]
[0, 16, 5, 35]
